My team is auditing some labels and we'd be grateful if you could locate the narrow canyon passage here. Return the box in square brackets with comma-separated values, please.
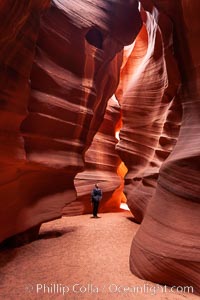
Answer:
[0, 212, 198, 300]
[1, 0, 199, 294]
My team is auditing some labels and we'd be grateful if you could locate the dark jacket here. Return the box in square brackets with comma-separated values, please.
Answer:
[91, 188, 102, 202]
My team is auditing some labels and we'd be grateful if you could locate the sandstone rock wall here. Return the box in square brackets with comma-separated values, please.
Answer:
[64, 96, 123, 216]
[129, 0, 200, 293]
[1, 0, 199, 293]
[0, 0, 50, 243]
[0, 0, 142, 243]
[116, 5, 180, 222]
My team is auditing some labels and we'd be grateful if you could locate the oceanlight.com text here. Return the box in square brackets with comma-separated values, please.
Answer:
[25, 283, 194, 296]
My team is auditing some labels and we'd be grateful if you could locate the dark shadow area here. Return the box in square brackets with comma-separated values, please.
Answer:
[126, 216, 141, 224]
[38, 227, 76, 240]
[38, 230, 65, 239]
[0, 224, 40, 250]
[0, 226, 77, 251]
[85, 27, 103, 49]
[0, 226, 77, 270]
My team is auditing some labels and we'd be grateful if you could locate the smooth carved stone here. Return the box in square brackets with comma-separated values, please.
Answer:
[126, 97, 182, 223]
[0, 0, 142, 244]
[129, 0, 200, 293]
[116, 6, 180, 222]
[0, 0, 50, 243]
[64, 97, 123, 216]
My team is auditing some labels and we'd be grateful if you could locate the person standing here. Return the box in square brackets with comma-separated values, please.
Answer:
[91, 184, 102, 218]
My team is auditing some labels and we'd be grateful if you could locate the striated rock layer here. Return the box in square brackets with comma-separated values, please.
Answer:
[116, 5, 180, 222]
[0, 0, 142, 243]
[0, 0, 51, 244]
[129, 0, 200, 293]
[64, 96, 124, 216]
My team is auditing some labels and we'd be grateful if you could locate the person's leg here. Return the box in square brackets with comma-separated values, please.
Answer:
[95, 201, 99, 217]
[93, 201, 99, 217]
[93, 201, 97, 217]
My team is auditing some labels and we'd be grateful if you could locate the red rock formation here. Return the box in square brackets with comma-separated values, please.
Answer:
[116, 5, 180, 222]
[0, 0, 50, 243]
[0, 0, 142, 243]
[129, 0, 200, 293]
[64, 96, 123, 216]
[1, 0, 199, 293]
[134, 98, 182, 220]
[124, 97, 182, 222]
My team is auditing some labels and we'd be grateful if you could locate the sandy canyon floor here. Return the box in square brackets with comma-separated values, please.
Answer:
[0, 211, 199, 300]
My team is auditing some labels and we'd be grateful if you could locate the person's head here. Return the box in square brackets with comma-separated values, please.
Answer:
[95, 183, 99, 189]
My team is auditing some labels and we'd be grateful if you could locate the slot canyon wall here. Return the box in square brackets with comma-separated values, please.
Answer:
[0, 0, 52, 244]
[0, 0, 142, 244]
[0, 0, 199, 294]
[116, 6, 181, 222]
[119, 0, 200, 293]
[64, 96, 125, 216]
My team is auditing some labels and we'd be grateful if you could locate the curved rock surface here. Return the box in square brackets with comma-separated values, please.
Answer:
[0, 0, 51, 243]
[129, 0, 200, 293]
[63, 96, 123, 216]
[116, 5, 180, 222]
[0, 0, 142, 243]
[1, 0, 199, 294]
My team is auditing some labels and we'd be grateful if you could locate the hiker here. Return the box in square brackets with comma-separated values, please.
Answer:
[91, 184, 102, 218]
